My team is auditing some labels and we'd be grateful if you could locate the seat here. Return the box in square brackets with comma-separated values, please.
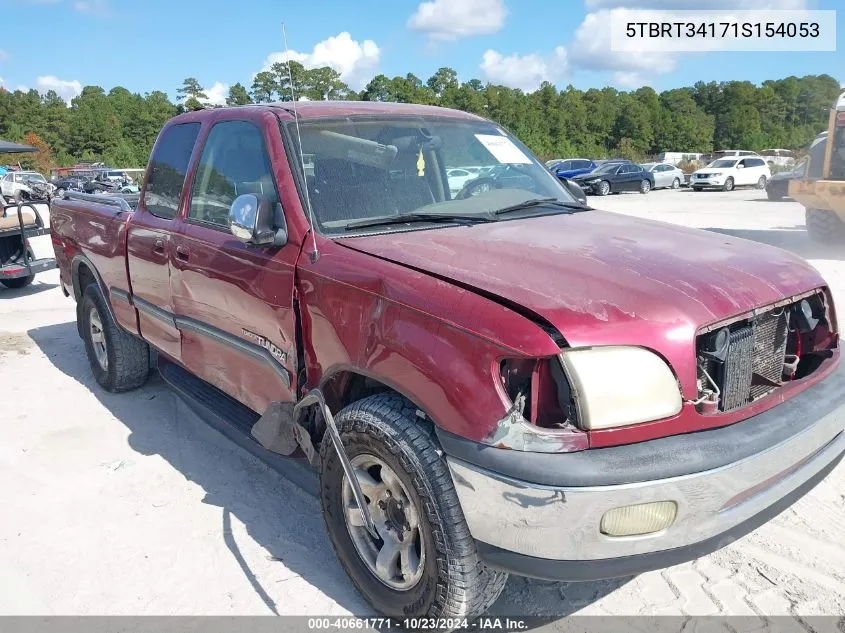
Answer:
[310, 158, 396, 224]
[0, 209, 36, 230]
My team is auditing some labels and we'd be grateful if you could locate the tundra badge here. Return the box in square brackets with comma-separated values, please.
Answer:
[242, 329, 287, 364]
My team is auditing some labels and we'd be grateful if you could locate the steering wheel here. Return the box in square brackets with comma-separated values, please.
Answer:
[456, 177, 497, 200]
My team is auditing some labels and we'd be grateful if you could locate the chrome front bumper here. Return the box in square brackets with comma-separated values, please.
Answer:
[447, 388, 845, 564]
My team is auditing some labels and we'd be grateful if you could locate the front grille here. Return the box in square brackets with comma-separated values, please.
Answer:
[697, 303, 794, 412]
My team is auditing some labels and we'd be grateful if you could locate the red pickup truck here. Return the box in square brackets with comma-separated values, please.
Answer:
[51, 102, 845, 619]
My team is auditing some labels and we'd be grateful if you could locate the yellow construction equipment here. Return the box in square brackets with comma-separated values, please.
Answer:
[791, 92, 845, 242]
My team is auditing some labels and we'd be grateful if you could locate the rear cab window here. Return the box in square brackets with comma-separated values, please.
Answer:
[142, 123, 201, 219]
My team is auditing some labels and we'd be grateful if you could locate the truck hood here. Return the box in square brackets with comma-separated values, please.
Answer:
[341, 211, 824, 346]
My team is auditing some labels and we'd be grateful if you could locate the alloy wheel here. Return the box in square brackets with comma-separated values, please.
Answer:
[341, 453, 425, 591]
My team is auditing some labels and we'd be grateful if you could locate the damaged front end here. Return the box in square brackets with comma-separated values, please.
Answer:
[489, 358, 588, 452]
[693, 289, 839, 414]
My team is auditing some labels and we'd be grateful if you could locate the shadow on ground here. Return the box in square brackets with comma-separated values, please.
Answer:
[704, 226, 845, 262]
[28, 320, 629, 620]
[0, 282, 58, 298]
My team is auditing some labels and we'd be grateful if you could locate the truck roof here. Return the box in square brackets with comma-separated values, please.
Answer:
[173, 101, 486, 123]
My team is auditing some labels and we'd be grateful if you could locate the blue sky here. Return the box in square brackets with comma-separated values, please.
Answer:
[0, 0, 841, 104]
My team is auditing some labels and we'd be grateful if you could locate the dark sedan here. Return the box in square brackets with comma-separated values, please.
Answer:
[572, 162, 655, 195]
[50, 176, 87, 197]
[766, 161, 807, 201]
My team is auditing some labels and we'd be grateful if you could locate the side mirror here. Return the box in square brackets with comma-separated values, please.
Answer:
[229, 194, 288, 247]
[736, 164, 745, 169]
[561, 178, 588, 206]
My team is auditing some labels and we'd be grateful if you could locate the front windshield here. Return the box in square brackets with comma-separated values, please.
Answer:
[289, 116, 578, 236]
[709, 159, 737, 169]
[22, 174, 46, 183]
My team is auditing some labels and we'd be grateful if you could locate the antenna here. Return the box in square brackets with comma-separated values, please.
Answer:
[283, 22, 319, 263]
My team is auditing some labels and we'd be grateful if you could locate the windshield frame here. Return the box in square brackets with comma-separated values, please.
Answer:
[279, 113, 581, 238]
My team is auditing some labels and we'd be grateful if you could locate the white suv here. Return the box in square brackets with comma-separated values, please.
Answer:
[691, 156, 771, 192]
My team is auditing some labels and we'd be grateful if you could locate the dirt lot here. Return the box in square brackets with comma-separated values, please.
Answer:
[1, 186, 844, 617]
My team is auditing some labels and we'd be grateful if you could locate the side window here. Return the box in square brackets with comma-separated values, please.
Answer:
[143, 122, 201, 219]
[577, 160, 591, 169]
[559, 161, 572, 170]
[620, 164, 633, 174]
[750, 158, 765, 167]
[188, 120, 279, 229]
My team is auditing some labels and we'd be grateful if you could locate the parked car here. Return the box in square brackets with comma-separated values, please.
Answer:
[551, 158, 598, 180]
[711, 149, 760, 160]
[0, 171, 55, 203]
[51, 101, 845, 621]
[572, 161, 654, 195]
[641, 162, 685, 189]
[82, 172, 121, 195]
[446, 168, 478, 196]
[760, 149, 797, 169]
[766, 160, 807, 201]
[51, 176, 87, 198]
[691, 157, 771, 191]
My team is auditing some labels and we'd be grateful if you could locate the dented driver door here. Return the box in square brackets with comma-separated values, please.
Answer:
[169, 114, 300, 413]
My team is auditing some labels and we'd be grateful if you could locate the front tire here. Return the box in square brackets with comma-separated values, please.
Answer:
[80, 284, 150, 392]
[723, 177, 735, 192]
[806, 208, 845, 244]
[320, 393, 507, 619]
[597, 180, 611, 196]
[757, 176, 768, 190]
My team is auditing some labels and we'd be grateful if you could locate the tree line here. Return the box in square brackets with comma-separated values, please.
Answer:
[0, 63, 839, 172]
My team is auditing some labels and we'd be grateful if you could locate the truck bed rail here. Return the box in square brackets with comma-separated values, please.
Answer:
[63, 191, 135, 212]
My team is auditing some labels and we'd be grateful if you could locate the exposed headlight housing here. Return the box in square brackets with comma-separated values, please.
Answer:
[559, 346, 682, 430]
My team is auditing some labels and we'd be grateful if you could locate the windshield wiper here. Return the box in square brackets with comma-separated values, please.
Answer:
[493, 198, 592, 216]
[345, 212, 494, 231]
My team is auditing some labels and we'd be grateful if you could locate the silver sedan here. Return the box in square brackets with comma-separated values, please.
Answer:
[641, 162, 685, 189]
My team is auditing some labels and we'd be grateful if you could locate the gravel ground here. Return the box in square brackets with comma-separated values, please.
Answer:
[1, 186, 843, 618]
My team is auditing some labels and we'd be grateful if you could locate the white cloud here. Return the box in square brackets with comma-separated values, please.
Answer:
[36, 75, 82, 102]
[261, 32, 380, 89]
[571, 10, 672, 75]
[73, 0, 107, 12]
[408, 0, 507, 41]
[585, 0, 808, 8]
[0, 50, 7, 63]
[201, 81, 228, 106]
[481, 47, 569, 92]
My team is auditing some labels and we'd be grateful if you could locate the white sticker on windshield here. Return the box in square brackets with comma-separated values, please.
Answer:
[474, 134, 532, 165]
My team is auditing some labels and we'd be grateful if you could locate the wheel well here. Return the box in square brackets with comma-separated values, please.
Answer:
[74, 261, 97, 301]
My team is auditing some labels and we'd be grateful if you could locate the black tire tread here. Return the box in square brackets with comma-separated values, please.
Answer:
[81, 284, 150, 392]
[806, 208, 845, 244]
[319, 393, 507, 619]
[1, 275, 35, 289]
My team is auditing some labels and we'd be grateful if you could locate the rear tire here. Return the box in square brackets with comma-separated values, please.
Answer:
[639, 180, 651, 194]
[806, 208, 845, 244]
[80, 284, 150, 392]
[320, 393, 508, 619]
[0, 275, 35, 289]
[672, 178, 681, 189]
[757, 176, 767, 190]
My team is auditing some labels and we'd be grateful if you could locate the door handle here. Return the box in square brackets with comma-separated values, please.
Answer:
[152, 240, 165, 255]
[175, 245, 191, 262]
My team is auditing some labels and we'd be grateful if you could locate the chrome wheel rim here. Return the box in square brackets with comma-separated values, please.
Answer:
[600, 182, 609, 195]
[341, 454, 425, 591]
[641, 180, 650, 193]
[672, 178, 680, 189]
[758, 177, 766, 189]
[89, 306, 108, 370]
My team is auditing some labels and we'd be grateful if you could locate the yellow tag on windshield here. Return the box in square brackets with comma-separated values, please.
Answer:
[417, 150, 425, 177]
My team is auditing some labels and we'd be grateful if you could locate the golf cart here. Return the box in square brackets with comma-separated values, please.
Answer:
[0, 140, 56, 289]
